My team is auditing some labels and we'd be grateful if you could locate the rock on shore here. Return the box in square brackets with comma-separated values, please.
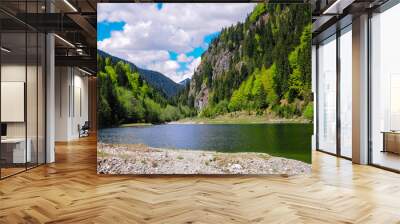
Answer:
[97, 143, 311, 175]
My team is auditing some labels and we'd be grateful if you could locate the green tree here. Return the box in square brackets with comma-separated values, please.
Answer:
[252, 78, 267, 110]
[229, 88, 246, 112]
[144, 98, 162, 123]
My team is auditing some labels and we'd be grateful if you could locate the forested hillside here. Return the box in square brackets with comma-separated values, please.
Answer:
[178, 3, 312, 120]
[97, 54, 194, 128]
[98, 50, 184, 97]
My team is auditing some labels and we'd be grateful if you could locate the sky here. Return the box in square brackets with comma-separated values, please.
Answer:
[97, 3, 256, 83]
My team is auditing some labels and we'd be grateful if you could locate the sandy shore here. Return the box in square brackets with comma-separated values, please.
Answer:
[97, 143, 311, 175]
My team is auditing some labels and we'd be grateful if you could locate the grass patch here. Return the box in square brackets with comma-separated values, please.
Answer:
[257, 153, 271, 160]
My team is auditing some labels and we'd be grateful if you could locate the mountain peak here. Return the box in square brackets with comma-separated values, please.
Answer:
[179, 78, 191, 86]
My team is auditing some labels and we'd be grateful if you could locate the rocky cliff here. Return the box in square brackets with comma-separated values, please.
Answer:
[183, 4, 312, 118]
[188, 8, 271, 110]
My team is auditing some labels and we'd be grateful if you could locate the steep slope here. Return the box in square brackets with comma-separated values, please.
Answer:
[97, 52, 194, 127]
[98, 50, 183, 97]
[185, 3, 312, 118]
[179, 78, 191, 86]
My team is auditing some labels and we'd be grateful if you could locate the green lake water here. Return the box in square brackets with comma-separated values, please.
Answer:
[98, 123, 312, 163]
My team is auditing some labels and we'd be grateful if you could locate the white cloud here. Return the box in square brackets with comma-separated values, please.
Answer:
[173, 57, 202, 83]
[97, 3, 255, 82]
[148, 60, 180, 78]
[150, 56, 201, 83]
[177, 54, 194, 63]
[188, 57, 202, 73]
[126, 50, 169, 67]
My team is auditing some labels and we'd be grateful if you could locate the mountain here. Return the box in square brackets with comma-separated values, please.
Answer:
[179, 78, 191, 86]
[182, 3, 312, 119]
[98, 50, 183, 97]
[97, 52, 195, 127]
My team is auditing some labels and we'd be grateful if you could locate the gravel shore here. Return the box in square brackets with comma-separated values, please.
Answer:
[97, 143, 311, 175]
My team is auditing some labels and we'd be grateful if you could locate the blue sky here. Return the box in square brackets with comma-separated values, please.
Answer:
[97, 3, 255, 82]
[97, 21, 125, 41]
[167, 32, 220, 73]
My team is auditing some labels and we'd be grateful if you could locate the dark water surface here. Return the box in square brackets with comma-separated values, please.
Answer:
[98, 123, 312, 163]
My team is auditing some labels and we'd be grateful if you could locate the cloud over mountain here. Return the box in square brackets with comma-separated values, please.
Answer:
[97, 3, 255, 82]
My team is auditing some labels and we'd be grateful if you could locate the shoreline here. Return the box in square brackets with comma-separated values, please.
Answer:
[168, 118, 310, 125]
[170, 111, 311, 125]
[97, 143, 311, 175]
[119, 123, 153, 128]
[115, 112, 312, 127]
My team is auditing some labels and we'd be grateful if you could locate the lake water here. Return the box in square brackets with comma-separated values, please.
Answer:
[98, 123, 313, 163]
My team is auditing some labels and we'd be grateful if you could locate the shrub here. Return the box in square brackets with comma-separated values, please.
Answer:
[303, 102, 313, 121]
[161, 105, 181, 122]
[144, 98, 162, 123]
[273, 103, 297, 118]
[199, 106, 215, 118]
[213, 100, 229, 115]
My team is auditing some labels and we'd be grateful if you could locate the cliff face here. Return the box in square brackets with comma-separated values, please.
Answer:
[189, 46, 233, 109]
[188, 11, 270, 110]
